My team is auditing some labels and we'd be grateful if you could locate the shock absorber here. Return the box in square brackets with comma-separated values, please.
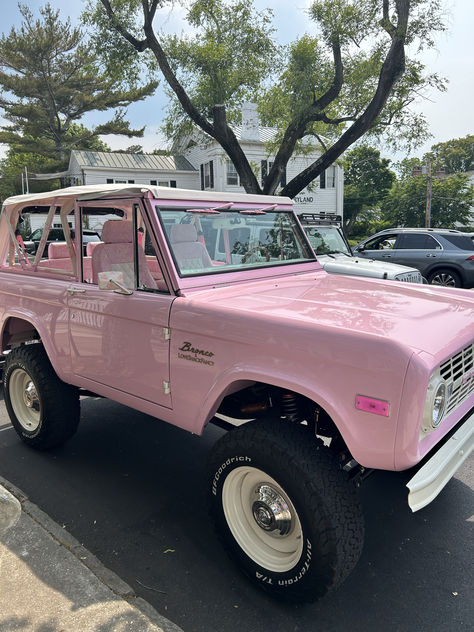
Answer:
[281, 392, 301, 423]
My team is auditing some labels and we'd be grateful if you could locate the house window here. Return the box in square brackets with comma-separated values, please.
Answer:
[320, 166, 336, 189]
[200, 161, 214, 189]
[150, 180, 157, 185]
[155, 180, 178, 188]
[227, 161, 240, 186]
[261, 160, 286, 188]
[106, 178, 113, 184]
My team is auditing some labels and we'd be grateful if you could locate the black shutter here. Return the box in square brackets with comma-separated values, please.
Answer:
[210, 161, 214, 188]
[200, 165, 204, 190]
[261, 160, 267, 185]
[280, 167, 287, 188]
[320, 170, 326, 189]
[170, 180, 177, 188]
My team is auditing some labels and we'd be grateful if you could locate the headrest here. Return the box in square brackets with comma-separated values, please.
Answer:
[48, 242, 71, 259]
[86, 241, 101, 256]
[101, 220, 133, 244]
[170, 224, 197, 244]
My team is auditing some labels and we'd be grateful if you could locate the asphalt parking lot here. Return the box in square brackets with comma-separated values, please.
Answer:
[0, 394, 473, 632]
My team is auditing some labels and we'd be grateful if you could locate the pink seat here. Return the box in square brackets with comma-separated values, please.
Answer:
[86, 241, 101, 256]
[169, 224, 212, 271]
[43, 242, 74, 272]
[91, 220, 157, 289]
[48, 242, 71, 259]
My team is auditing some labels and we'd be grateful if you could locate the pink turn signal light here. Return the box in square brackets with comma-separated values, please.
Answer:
[355, 395, 390, 417]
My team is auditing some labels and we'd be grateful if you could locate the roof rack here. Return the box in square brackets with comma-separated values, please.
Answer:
[299, 212, 342, 226]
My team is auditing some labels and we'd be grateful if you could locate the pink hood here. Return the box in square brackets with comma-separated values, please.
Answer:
[191, 272, 474, 363]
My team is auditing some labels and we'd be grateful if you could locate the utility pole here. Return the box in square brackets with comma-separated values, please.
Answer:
[24, 166, 29, 194]
[423, 160, 432, 228]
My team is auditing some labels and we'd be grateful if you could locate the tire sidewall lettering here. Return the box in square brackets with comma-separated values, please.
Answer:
[211, 454, 317, 592]
[212, 455, 252, 496]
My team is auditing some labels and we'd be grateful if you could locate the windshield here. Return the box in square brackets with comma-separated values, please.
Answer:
[157, 207, 315, 277]
[304, 225, 351, 255]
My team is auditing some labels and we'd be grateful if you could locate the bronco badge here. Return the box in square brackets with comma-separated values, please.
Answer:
[178, 341, 215, 366]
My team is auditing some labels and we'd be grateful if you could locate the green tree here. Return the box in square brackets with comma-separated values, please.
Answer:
[0, 3, 157, 170]
[394, 156, 422, 180]
[0, 125, 110, 200]
[381, 173, 473, 227]
[0, 149, 56, 201]
[425, 134, 474, 174]
[343, 145, 395, 235]
[85, 0, 446, 198]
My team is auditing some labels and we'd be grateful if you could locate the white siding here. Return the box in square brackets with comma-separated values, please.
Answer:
[182, 140, 343, 216]
[81, 167, 199, 190]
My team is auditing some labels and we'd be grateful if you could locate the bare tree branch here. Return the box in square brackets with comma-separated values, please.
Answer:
[263, 35, 343, 194]
[281, 0, 410, 198]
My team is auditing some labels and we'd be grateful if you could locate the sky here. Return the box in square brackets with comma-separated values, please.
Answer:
[0, 0, 473, 162]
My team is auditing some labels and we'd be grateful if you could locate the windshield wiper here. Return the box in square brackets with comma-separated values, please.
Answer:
[325, 250, 352, 257]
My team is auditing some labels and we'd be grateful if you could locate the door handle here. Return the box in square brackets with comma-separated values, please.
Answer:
[67, 287, 86, 295]
[426, 253, 437, 257]
[382, 254, 392, 258]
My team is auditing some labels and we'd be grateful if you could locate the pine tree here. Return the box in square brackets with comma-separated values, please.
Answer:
[0, 3, 157, 169]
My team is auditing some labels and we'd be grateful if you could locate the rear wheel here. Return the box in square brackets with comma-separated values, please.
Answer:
[208, 419, 364, 603]
[428, 269, 461, 287]
[4, 344, 80, 449]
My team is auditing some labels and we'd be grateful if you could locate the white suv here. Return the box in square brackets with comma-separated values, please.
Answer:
[300, 213, 423, 283]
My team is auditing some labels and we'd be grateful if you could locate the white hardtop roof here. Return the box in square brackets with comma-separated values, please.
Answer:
[3, 183, 293, 209]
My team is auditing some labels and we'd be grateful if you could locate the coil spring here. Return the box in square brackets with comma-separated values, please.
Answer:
[281, 392, 301, 423]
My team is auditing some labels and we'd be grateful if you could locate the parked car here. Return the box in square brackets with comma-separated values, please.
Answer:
[299, 213, 423, 283]
[23, 227, 101, 256]
[0, 184, 472, 603]
[354, 227, 474, 288]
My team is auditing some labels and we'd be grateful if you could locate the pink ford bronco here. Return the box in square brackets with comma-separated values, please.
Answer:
[0, 184, 473, 602]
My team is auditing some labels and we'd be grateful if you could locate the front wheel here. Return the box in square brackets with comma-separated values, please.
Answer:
[208, 419, 364, 603]
[4, 344, 80, 450]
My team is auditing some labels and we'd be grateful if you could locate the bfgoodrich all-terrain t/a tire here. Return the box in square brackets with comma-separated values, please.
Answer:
[4, 344, 80, 450]
[208, 419, 364, 603]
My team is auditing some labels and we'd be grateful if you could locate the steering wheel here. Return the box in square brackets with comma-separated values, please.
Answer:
[241, 245, 271, 263]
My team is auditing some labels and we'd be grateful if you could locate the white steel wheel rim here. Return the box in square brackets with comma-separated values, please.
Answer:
[222, 466, 304, 573]
[9, 368, 41, 432]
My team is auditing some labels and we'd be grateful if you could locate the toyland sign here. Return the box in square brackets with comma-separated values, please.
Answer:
[293, 190, 316, 212]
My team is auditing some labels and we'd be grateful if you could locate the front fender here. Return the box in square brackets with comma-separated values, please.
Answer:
[189, 361, 403, 470]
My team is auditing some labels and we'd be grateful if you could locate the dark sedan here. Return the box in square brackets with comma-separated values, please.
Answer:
[23, 228, 101, 256]
[354, 228, 474, 288]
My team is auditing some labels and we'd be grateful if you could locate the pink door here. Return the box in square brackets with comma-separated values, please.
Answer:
[68, 287, 173, 408]
[67, 199, 173, 408]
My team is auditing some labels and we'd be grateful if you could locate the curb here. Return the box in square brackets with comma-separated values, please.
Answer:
[0, 475, 184, 632]
[0, 483, 21, 538]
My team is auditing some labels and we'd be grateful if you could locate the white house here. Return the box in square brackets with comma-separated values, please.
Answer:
[64, 104, 343, 217]
[173, 103, 344, 216]
[67, 150, 199, 190]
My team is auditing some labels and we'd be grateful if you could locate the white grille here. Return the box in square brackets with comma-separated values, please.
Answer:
[395, 271, 423, 283]
[440, 344, 474, 415]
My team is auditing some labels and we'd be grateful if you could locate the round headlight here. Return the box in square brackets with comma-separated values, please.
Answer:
[432, 382, 446, 428]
